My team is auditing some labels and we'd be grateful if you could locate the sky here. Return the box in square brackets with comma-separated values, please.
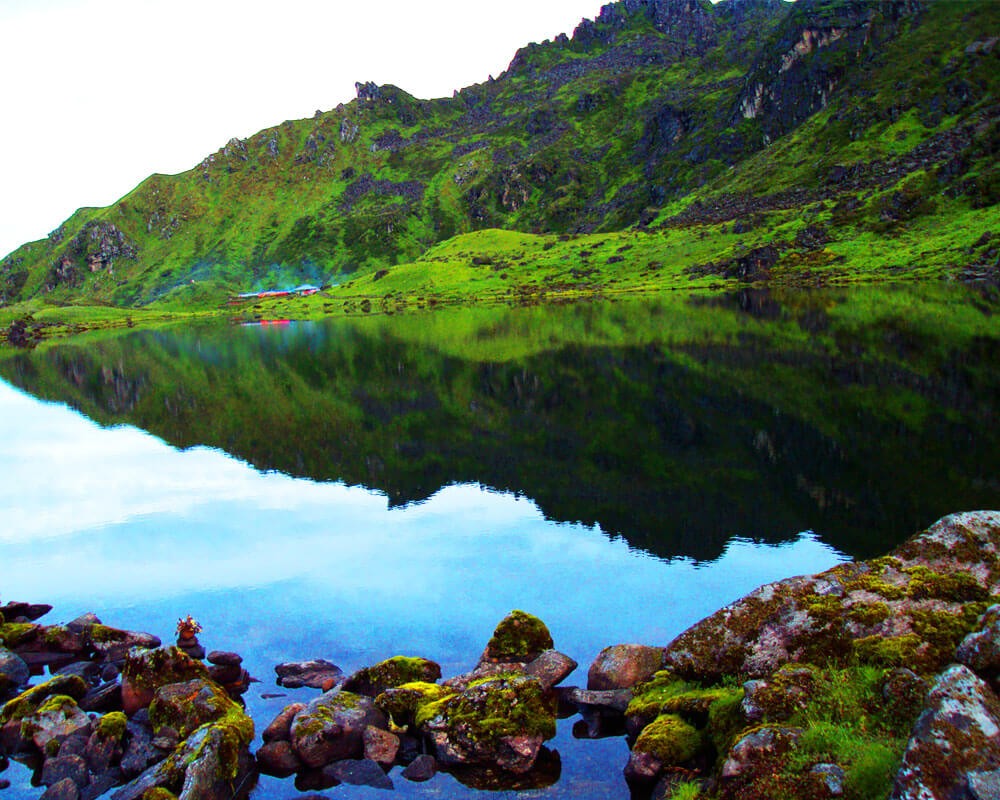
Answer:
[0, 0, 608, 259]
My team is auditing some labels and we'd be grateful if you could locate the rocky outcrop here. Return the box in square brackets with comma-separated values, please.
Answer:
[260, 610, 572, 789]
[732, 0, 924, 144]
[892, 664, 1000, 800]
[0, 609, 256, 800]
[621, 510, 1000, 795]
[662, 511, 1000, 682]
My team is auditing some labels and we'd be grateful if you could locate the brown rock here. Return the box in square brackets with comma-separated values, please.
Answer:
[891, 664, 1000, 800]
[588, 644, 664, 690]
[525, 650, 578, 690]
[256, 740, 302, 777]
[290, 690, 387, 768]
[262, 702, 306, 743]
[363, 724, 400, 766]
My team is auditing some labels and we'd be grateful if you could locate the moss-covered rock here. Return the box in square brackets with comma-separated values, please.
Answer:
[19, 694, 92, 753]
[149, 679, 245, 740]
[122, 647, 210, 716]
[0, 674, 88, 725]
[480, 610, 554, 665]
[893, 664, 1000, 800]
[741, 664, 820, 723]
[663, 511, 1000, 681]
[343, 655, 442, 697]
[289, 689, 387, 768]
[0, 623, 40, 649]
[625, 713, 706, 784]
[627, 671, 743, 734]
[375, 681, 453, 728]
[416, 674, 557, 774]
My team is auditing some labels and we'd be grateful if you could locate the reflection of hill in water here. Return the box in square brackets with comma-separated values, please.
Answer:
[3, 286, 998, 562]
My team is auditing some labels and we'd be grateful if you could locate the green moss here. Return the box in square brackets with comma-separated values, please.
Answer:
[0, 623, 39, 648]
[633, 713, 706, 765]
[346, 655, 442, 695]
[375, 681, 453, 725]
[97, 711, 128, 741]
[0, 675, 88, 724]
[627, 673, 740, 731]
[91, 624, 129, 643]
[902, 565, 989, 602]
[141, 789, 179, 800]
[847, 602, 892, 626]
[415, 675, 556, 743]
[852, 633, 923, 669]
[483, 610, 554, 663]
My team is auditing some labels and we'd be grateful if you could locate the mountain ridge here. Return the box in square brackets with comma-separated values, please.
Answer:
[1, 0, 997, 320]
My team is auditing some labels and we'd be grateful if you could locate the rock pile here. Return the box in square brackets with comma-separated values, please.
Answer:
[258, 610, 576, 791]
[0, 608, 255, 800]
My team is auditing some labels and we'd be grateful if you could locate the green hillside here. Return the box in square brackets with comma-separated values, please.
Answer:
[1, 0, 997, 330]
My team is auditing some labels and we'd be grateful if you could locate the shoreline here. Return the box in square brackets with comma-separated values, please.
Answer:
[3, 511, 999, 798]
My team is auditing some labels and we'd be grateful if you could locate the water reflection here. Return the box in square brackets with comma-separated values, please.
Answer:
[0, 378, 845, 798]
[2, 285, 996, 562]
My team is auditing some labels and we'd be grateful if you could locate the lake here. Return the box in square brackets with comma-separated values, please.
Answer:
[1, 285, 997, 798]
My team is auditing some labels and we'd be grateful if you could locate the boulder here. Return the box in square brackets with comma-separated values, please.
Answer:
[664, 511, 1000, 681]
[274, 659, 343, 690]
[289, 689, 387, 768]
[121, 647, 209, 716]
[374, 681, 451, 728]
[402, 753, 437, 782]
[362, 724, 399, 766]
[588, 644, 663, 690]
[262, 702, 306, 743]
[740, 664, 820, 723]
[256, 740, 302, 777]
[40, 754, 88, 788]
[525, 650, 577, 690]
[0, 646, 30, 697]
[719, 726, 803, 799]
[21, 695, 92, 754]
[39, 778, 80, 800]
[84, 712, 126, 772]
[342, 656, 442, 697]
[88, 625, 160, 662]
[891, 664, 1000, 799]
[149, 679, 242, 739]
[624, 713, 705, 784]
[0, 674, 88, 726]
[480, 610, 554, 665]
[957, 604, 1000, 681]
[1, 602, 52, 622]
[416, 674, 556, 774]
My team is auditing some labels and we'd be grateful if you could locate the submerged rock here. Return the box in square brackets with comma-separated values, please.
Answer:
[274, 659, 343, 690]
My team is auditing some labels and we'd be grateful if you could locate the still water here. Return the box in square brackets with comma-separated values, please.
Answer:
[0, 286, 997, 797]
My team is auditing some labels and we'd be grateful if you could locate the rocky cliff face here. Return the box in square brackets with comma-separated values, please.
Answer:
[732, 0, 925, 144]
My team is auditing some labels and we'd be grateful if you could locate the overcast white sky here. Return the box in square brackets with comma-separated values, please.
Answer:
[0, 0, 608, 259]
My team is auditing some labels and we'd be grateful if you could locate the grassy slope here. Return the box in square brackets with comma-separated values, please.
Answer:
[0, 0, 998, 340]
